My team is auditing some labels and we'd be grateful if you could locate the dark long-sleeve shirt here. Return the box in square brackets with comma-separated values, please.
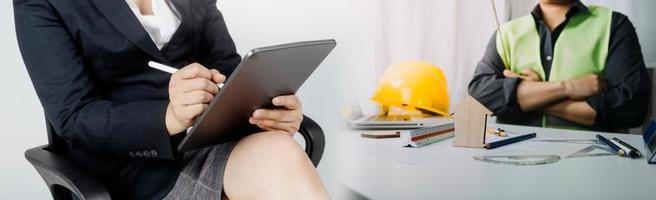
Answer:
[468, 1, 651, 132]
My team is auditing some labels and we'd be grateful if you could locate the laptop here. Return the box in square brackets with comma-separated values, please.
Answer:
[343, 85, 452, 130]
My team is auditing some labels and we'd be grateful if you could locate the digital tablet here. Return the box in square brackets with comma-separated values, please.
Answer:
[178, 39, 337, 152]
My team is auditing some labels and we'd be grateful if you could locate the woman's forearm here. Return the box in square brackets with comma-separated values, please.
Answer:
[516, 81, 568, 112]
[544, 100, 597, 126]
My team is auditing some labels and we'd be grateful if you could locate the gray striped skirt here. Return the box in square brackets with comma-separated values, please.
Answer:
[162, 142, 237, 200]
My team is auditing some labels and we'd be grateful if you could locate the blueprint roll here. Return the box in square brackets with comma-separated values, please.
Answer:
[643, 119, 656, 164]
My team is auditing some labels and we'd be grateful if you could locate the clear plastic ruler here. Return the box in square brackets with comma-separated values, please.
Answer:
[474, 142, 614, 166]
[564, 144, 614, 159]
[473, 155, 561, 166]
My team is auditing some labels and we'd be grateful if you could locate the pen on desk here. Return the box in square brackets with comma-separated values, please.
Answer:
[609, 139, 632, 157]
[148, 61, 225, 88]
[612, 137, 642, 158]
[484, 133, 536, 149]
[596, 134, 626, 156]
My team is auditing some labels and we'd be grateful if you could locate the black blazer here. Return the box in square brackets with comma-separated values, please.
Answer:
[14, 0, 241, 199]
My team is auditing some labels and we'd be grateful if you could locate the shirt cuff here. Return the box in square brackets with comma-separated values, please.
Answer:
[586, 94, 609, 131]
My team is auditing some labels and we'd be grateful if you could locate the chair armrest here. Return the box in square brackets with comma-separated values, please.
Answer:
[25, 145, 111, 200]
[298, 115, 325, 167]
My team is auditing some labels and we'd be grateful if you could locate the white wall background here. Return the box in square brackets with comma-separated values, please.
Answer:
[0, 0, 51, 198]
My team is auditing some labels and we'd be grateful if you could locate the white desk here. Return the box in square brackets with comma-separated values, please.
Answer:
[337, 123, 656, 200]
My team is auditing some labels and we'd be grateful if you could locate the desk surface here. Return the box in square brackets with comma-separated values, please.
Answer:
[337, 123, 656, 200]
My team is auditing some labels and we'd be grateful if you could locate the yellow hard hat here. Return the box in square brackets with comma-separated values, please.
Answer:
[371, 61, 449, 116]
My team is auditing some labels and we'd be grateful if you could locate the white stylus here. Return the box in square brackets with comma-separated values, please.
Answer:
[148, 61, 224, 88]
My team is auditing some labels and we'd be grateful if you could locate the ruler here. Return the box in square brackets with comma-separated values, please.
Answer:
[565, 145, 613, 159]
[473, 155, 561, 166]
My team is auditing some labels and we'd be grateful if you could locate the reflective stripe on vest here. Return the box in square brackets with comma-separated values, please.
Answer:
[495, 5, 612, 129]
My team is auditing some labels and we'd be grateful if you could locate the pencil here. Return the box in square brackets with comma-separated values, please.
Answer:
[484, 133, 536, 149]
[612, 137, 642, 158]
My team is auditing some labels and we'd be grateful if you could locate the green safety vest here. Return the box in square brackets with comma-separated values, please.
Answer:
[496, 5, 612, 129]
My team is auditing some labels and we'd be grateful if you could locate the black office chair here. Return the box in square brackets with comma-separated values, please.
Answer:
[628, 67, 655, 134]
[25, 114, 326, 200]
[647, 68, 655, 126]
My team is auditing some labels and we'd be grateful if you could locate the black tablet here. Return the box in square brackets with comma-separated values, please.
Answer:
[177, 39, 336, 152]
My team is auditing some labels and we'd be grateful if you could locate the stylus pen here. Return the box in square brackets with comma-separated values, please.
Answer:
[612, 137, 642, 158]
[484, 133, 536, 149]
[148, 61, 224, 88]
[596, 134, 626, 156]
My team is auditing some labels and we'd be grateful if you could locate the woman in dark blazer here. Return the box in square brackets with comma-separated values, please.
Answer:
[14, 0, 329, 199]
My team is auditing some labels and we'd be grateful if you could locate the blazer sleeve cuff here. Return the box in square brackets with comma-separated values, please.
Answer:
[148, 101, 179, 160]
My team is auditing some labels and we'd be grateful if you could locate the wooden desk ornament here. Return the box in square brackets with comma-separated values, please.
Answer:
[452, 96, 536, 149]
[452, 96, 493, 148]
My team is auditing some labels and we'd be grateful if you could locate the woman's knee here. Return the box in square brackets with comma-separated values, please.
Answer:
[225, 131, 313, 180]
[223, 131, 317, 198]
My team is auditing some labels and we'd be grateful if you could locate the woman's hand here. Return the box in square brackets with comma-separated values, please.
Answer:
[166, 63, 226, 135]
[249, 95, 303, 136]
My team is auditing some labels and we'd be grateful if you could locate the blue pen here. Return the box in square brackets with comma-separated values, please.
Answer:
[596, 134, 626, 156]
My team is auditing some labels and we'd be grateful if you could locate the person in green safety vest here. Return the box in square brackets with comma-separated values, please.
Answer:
[469, 0, 651, 132]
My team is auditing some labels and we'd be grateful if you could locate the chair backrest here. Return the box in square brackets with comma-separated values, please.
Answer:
[649, 67, 655, 122]
[629, 68, 655, 134]
[44, 114, 69, 153]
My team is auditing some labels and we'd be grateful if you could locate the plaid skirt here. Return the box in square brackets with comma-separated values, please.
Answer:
[162, 142, 237, 200]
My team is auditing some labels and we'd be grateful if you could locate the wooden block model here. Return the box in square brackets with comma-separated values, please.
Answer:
[453, 95, 492, 148]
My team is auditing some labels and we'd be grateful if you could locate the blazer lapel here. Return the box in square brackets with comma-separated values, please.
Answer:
[91, 0, 167, 62]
